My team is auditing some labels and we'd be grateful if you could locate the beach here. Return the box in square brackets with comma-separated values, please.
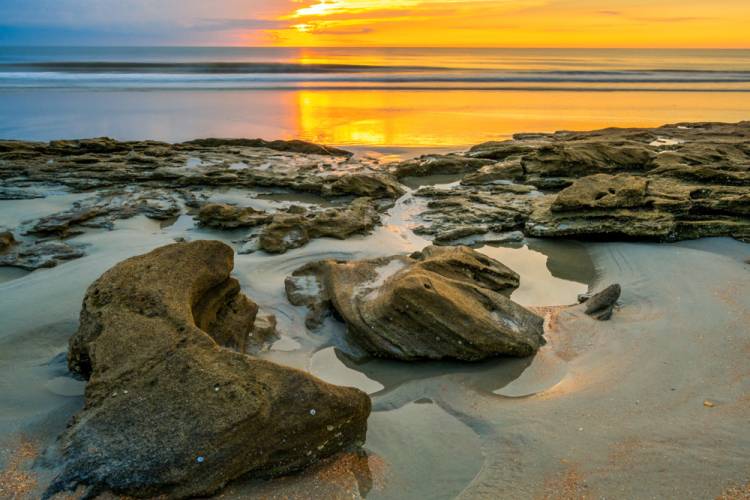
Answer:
[0, 120, 748, 498]
[0, 43, 749, 500]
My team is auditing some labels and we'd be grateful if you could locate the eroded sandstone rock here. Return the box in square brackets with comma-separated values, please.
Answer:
[323, 173, 405, 199]
[285, 246, 543, 361]
[392, 154, 493, 178]
[180, 138, 353, 157]
[259, 198, 381, 254]
[197, 203, 271, 229]
[551, 174, 649, 212]
[402, 122, 750, 244]
[0, 231, 15, 251]
[49, 241, 370, 499]
[0, 240, 85, 270]
[27, 189, 181, 237]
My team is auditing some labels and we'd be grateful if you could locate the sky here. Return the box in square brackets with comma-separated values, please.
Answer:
[0, 0, 748, 48]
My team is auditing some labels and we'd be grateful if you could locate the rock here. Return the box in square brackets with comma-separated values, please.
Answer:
[0, 240, 85, 270]
[197, 203, 270, 229]
[551, 174, 649, 212]
[0, 186, 46, 200]
[259, 198, 380, 254]
[413, 188, 532, 243]
[392, 155, 493, 178]
[583, 284, 621, 320]
[324, 173, 405, 199]
[526, 198, 676, 240]
[285, 246, 543, 361]
[49, 241, 370, 499]
[0, 231, 15, 251]
[180, 138, 352, 157]
[408, 122, 750, 244]
[461, 158, 526, 184]
[30, 206, 104, 237]
[521, 141, 655, 179]
[0, 137, 359, 197]
[25, 190, 181, 238]
[467, 141, 539, 160]
[2, 124, 749, 246]
[433, 225, 489, 244]
[250, 313, 279, 351]
[192, 276, 259, 353]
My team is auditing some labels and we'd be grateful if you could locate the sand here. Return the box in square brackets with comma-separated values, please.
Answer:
[0, 179, 748, 499]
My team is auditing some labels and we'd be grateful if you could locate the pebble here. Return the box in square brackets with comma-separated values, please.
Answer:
[703, 400, 715, 408]
[310, 408, 317, 416]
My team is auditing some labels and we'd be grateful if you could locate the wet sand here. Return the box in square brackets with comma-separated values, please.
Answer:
[0, 181, 748, 499]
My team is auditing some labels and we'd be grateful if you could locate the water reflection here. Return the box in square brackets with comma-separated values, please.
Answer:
[2, 89, 750, 147]
[479, 239, 593, 306]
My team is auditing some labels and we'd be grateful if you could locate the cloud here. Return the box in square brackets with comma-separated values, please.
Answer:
[190, 18, 286, 32]
[594, 9, 714, 23]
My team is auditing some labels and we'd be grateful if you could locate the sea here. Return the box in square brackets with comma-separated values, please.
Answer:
[1, 47, 749, 148]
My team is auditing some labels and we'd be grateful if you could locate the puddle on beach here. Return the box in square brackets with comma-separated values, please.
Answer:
[1, 182, 749, 499]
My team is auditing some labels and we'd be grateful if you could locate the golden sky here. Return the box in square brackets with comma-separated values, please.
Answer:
[258, 0, 750, 47]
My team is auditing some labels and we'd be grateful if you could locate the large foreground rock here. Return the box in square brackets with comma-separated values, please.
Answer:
[48, 241, 370, 499]
[285, 246, 544, 361]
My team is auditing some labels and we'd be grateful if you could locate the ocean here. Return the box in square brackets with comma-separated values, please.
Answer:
[1, 47, 749, 147]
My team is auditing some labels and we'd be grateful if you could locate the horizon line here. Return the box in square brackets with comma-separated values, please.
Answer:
[1, 45, 750, 50]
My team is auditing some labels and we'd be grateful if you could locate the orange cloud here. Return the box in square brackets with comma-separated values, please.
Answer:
[264, 0, 749, 48]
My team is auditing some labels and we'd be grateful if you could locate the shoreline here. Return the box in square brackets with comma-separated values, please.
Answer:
[0, 122, 748, 499]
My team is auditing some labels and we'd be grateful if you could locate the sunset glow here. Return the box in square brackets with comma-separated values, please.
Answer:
[1, 0, 748, 47]
[266, 0, 750, 48]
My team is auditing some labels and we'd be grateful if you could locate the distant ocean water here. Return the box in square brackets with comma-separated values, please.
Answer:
[1, 47, 749, 146]
[1, 47, 750, 91]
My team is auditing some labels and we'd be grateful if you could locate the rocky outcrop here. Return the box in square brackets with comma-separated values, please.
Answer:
[0, 240, 85, 270]
[0, 138, 398, 199]
[551, 174, 648, 212]
[49, 241, 370, 499]
[392, 154, 493, 178]
[404, 122, 750, 245]
[323, 173, 405, 199]
[285, 246, 544, 361]
[27, 189, 181, 238]
[412, 186, 535, 245]
[197, 203, 270, 229]
[259, 198, 381, 254]
[0, 138, 410, 267]
[180, 138, 353, 157]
